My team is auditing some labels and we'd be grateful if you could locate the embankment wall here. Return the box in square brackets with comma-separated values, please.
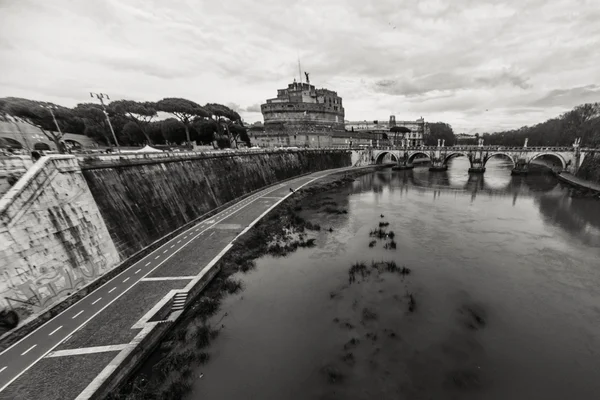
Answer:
[80, 149, 351, 259]
[0, 150, 350, 313]
[576, 151, 600, 184]
[0, 156, 119, 312]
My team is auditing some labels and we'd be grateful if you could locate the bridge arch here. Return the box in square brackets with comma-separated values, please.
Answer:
[444, 152, 469, 165]
[375, 151, 398, 164]
[408, 151, 430, 164]
[484, 152, 516, 168]
[529, 153, 566, 170]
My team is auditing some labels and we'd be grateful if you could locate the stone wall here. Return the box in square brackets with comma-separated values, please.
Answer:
[0, 156, 119, 311]
[0, 155, 33, 197]
[80, 149, 351, 260]
[576, 151, 600, 183]
[0, 149, 350, 312]
[249, 133, 372, 148]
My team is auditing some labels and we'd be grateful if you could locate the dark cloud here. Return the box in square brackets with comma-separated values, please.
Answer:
[530, 85, 600, 108]
[372, 69, 531, 97]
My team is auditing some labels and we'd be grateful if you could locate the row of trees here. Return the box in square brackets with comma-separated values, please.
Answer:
[423, 122, 455, 146]
[480, 103, 600, 147]
[0, 97, 251, 152]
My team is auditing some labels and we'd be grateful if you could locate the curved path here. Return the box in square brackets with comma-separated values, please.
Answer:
[0, 165, 361, 400]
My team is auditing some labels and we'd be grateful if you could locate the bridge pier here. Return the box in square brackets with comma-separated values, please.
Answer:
[429, 140, 448, 171]
[511, 159, 528, 175]
[392, 149, 414, 170]
[469, 140, 486, 173]
[429, 158, 448, 171]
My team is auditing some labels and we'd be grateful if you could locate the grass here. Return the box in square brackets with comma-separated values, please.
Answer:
[362, 307, 378, 321]
[407, 293, 416, 313]
[369, 228, 388, 238]
[383, 240, 397, 250]
[323, 207, 348, 215]
[348, 262, 369, 283]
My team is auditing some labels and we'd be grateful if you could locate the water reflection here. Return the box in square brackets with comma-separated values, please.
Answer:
[193, 165, 600, 400]
[351, 162, 599, 246]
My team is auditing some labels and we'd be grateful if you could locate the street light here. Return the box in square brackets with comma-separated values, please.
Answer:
[40, 104, 64, 152]
[90, 92, 120, 153]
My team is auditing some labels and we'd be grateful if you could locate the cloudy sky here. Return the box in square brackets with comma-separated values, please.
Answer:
[1, 0, 599, 133]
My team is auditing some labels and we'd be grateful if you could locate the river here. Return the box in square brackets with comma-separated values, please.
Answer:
[190, 158, 600, 400]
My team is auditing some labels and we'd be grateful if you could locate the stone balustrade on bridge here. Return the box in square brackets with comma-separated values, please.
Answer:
[368, 144, 591, 175]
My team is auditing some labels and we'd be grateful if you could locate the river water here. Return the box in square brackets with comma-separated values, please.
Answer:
[191, 158, 600, 400]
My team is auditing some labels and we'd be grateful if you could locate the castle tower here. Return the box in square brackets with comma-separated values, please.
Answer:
[389, 115, 396, 127]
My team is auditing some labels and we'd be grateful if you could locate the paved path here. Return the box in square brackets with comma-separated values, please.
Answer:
[0, 166, 360, 399]
[558, 172, 600, 192]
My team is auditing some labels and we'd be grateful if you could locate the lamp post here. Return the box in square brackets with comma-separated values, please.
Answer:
[90, 92, 120, 153]
[40, 104, 65, 152]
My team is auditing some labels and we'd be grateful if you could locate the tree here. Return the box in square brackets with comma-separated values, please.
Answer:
[229, 123, 251, 147]
[390, 126, 410, 146]
[192, 118, 218, 145]
[155, 98, 208, 147]
[111, 100, 157, 145]
[425, 122, 455, 146]
[161, 118, 188, 144]
[204, 103, 242, 148]
[1, 97, 72, 153]
[121, 122, 146, 145]
[74, 103, 114, 146]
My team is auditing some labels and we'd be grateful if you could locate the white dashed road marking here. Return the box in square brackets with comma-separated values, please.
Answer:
[135, 269, 141, 274]
[170, 245, 175, 248]
[21, 345, 36, 356]
[48, 326, 62, 336]
[145, 262, 151, 267]
[108, 287, 116, 293]
[123, 277, 130, 283]
[155, 255, 160, 260]
[177, 240, 181, 244]
[0, 367, 6, 373]
[163, 249, 168, 254]
[72, 310, 84, 319]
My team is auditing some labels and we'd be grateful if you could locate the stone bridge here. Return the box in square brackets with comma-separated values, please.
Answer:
[370, 139, 590, 175]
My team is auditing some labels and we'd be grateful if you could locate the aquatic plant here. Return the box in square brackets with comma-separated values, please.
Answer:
[407, 293, 416, 313]
[362, 307, 378, 321]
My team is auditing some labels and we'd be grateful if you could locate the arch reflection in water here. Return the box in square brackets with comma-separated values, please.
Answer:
[362, 162, 561, 206]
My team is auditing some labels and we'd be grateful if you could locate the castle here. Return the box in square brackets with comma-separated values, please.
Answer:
[260, 76, 345, 134]
[252, 76, 427, 148]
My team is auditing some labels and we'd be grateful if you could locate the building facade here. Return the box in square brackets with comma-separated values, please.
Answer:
[260, 80, 345, 134]
[345, 116, 428, 146]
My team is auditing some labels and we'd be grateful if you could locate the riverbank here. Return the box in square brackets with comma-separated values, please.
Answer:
[557, 172, 600, 198]
[106, 166, 383, 400]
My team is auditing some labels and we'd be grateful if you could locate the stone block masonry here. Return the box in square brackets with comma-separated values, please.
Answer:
[0, 156, 120, 312]
[81, 149, 351, 260]
[0, 149, 350, 315]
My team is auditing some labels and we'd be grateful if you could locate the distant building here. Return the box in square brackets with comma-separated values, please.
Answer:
[455, 133, 477, 144]
[261, 79, 345, 134]
[253, 78, 373, 148]
[345, 116, 428, 146]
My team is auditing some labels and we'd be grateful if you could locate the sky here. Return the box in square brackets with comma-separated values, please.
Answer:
[1, 0, 599, 133]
